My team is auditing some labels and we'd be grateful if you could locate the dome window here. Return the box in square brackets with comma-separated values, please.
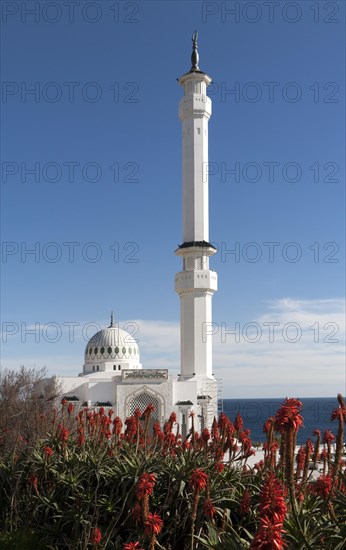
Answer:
[94, 347, 98, 354]
[128, 347, 132, 354]
[107, 346, 112, 355]
[122, 347, 126, 354]
[115, 346, 119, 355]
[100, 347, 105, 355]
[89, 348, 92, 355]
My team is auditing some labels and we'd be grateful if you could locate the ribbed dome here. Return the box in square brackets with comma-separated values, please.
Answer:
[84, 325, 140, 363]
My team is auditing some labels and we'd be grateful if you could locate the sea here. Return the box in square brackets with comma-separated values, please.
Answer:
[220, 397, 342, 446]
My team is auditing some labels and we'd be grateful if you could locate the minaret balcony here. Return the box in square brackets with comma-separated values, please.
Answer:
[175, 270, 218, 294]
[179, 95, 212, 121]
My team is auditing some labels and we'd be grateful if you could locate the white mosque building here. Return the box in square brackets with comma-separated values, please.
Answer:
[45, 34, 219, 433]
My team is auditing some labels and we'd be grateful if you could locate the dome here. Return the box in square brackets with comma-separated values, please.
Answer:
[84, 321, 140, 363]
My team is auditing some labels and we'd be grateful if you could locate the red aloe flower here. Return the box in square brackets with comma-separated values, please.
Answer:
[43, 446, 53, 461]
[251, 472, 287, 550]
[134, 408, 142, 419]
[275, 398, 303, 493]
[296, 446, 306, 474]
[218, 412, 234, 433]
[240, 432, 254, 458]
[239, 489, 251, 517]
[203, 497, 216, 518]
[300, 440, 313, 485]
[132, 502, 141, 522]
[270, 441, 279, 455]
[144, 403, 155, 416]
[320, 448, 328, 460]
[163, 419, 174, 436]
[78, 429, 85, 446]
[164, 432, 176, 447]
[263, 416, 274, 435]
[190, 469, 208, 493]
[218, 411, 228, 429]
[153, 422, 163, 440]
[112, 416, 123, 435]
[211, 417, 219, 441]
[29, 473, 38, 490]
[124, 416, 138, 439]
[201, 428, 210, 444]
[251, 520, 287, 550]
[58, 425, 69, 442]
[259, 472, 287, 525]
[234, 412, 243, 432]
[323, 430, 335, 444]
[169, 411, 177, 424]
[67, 402, 74, 415]
[123, 543, 144, 550]
[136, 473, 156, 499]
[215, 461, 224, 473]
[306, 438, 314, 454]
[254, 460, 264, 471]
[331, 394, 346, 422]
[144, 512, 163, 536]
[312, 474, 333, 499]
[274, 398, 303, 433]
[312, 429, 321, 464]
[330, 394, 346, 480]
[90, 527, 102, 545]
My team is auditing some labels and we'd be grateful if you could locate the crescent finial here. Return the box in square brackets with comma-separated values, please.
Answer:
[191, 30, 200, 71]
[109, 311, 114, 327]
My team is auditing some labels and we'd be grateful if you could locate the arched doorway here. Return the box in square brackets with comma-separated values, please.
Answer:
[127, 390, 164, 437]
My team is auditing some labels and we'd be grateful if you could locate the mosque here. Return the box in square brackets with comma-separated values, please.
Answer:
[45, 34, 219, 433]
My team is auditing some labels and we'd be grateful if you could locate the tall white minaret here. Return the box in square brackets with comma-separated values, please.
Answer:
[175, 33, 218, 392]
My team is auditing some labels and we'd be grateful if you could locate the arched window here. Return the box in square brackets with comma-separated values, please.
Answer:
[129, 393, 159, 419]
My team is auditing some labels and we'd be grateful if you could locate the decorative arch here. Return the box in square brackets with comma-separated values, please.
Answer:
[125, 386, 165, 422]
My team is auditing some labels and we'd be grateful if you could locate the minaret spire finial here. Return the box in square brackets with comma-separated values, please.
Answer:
[109, 311, 114, 327]
[191, 30, 199, 71]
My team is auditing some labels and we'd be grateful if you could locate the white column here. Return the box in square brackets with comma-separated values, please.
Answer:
[175, 56, 218, 386]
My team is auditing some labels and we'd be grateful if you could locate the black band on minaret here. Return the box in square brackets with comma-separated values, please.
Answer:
[190, 30, 199, 71]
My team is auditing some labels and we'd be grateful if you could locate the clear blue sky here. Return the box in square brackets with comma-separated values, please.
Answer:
[1, 1, 345, 398]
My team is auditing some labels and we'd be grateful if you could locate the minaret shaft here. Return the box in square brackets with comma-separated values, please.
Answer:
[181, 115, 210, 242]
[175, 46, 218, 386]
